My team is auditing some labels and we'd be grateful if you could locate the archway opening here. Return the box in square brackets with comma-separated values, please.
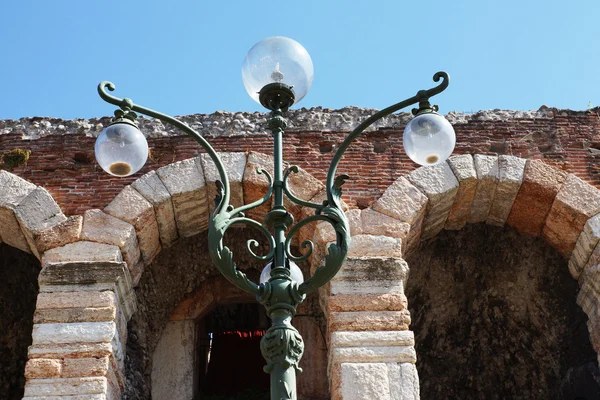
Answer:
[199, 302, 270, 399]
[0, 243, 41, 400]
[406, 223, 600, 400]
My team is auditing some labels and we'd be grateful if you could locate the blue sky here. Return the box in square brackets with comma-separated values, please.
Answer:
[0, 0, 598, 119]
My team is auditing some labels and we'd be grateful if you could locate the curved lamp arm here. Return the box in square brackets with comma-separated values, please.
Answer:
[325, 71, 449, 207]
[98, 81, 264, 296]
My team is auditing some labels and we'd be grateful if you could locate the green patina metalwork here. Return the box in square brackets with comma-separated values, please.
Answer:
[97, 71, 450, 400]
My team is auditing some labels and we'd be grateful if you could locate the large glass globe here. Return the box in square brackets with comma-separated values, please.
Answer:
[260, 261, 304, 284]
[95, 122, 148, 177]
[242, 36, 314, 105]
[403, 113, 456, 166]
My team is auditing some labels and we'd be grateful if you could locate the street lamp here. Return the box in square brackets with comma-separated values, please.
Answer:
[95, 36, 455, 400]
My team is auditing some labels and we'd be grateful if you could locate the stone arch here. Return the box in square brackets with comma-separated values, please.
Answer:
[309, 154, 600, 399]
[21, 151, 327, 399]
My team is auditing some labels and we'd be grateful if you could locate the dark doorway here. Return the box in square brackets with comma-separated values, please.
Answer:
[198, 303, 270, 400]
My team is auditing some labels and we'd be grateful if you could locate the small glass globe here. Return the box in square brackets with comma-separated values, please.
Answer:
[403, 113, 456, 166]
[260, 261, 304, 284]
[95, 122, 148, 177]
[242, 36, 314, 105]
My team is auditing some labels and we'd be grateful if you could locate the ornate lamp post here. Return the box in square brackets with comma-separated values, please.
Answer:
[94, 36, 455, 400]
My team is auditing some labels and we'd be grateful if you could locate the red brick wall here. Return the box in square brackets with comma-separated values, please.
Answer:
[1, 110, 599, 216]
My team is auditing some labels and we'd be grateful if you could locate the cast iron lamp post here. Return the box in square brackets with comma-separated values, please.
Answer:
[94, 36, 455, 400]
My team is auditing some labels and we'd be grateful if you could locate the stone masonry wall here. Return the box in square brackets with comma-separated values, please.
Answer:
[1, 107, 599, 216]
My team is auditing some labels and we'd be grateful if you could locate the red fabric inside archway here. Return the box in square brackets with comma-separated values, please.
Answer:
[203, 330, 270, 396]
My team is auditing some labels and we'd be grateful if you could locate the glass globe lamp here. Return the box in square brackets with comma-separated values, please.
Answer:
[242, 36, 314, 109]
[95, 122, 148, 177]
[260, 261, 304, 284]
[403, 112, 456, 166]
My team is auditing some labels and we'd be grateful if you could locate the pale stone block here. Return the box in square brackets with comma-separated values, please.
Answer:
[360, 209, 410, 239]
[22, 396, 106, 400]
[38, 261, 136, 321]
[331, 346, 417, 364]
[152, 320, 196, 400]
[408, 163, 459, 239]
[543, 174, 600, 257]
[23, 377, 107, 396]
[328, 293, 407, 312]
[332, 257, 409, 288]
[33, 215, 82, 253]
[36, 291, 117, 311]
[468, 155, 499, 223]
[34, 307, 116, 324]
[131, 170, 179, 248]
[445, 154, 477, 230]
[338, 363, 391, 400]
[373, 176, 428, 225]
[201, 152, 246, 213]
[507, 159, 567, 236]
[298, 188, 349, 251]
[62, 357, 110, 378]
[328, 310, 411, 332]
[331, 331, 414, 348]
[388, 363, 420, 400]
[81, 209, 140, 272]
[284, 164, 325, 223]
[104, 185, 161, 264]
[25, 358, 62, 379]
[42, 241, 122, 267]
[0, 170, 37, 252]
[346, 234, 402, 258]
[15, 187, 67, 258]
[487, 155, 526, 226]
[243, 151, 275, 221]
[330, 280, 406, 297]
[28, 343, 113, 360]
[32, 322, 117, 345]
[157, 158, 208, 237]
[568, 213, 600, 279]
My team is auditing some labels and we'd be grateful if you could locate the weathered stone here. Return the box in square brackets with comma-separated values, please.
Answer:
[151, 320, 196, 400]
[372, 176, 428, 226]
[28, 343, 113, 360]
[34, 307, 116, 324]
[0, 170, 37, 252]
[331, 346, 417, 364]
[32, 322, 117, 345]
[468, 155, 499, 223]
[487, 155, 526, 226]
[569, 213, 600, 279]
[104, 185, 161, 264]
[62, 357, 110, 378]
[284, 164, 325, 222]
[201, 152, 246, 212]
[33, 215, 82, 253]
[25, 358, 62, 379]
[388, 363, 420, 400]
[506, 159, 567, 236]
[15, 187, 67, 258]
[38, 261, 136, 321]
[336, 363, 391, 400]
[408, 163, 459, 239]
[157, 157, 208, 237]
[242, 151, 275, 221]
[360, 209, 410, 239]
[346, 234, 402, 258]
[331, 330, 414, 348]
[328, 293, 407, 312]
[81, 209, 140, 269]
[331, 257, 409, 295]
[41, 241, 122, 267]
[543, 174, 600, 257]
[131, 170, 179, 248]
[328, 310, 411, 332]
[445, 154, 477, 230]
[22, 395, 107, 400]
[23, 377, 108, 396]
[36, 291, 117, 310]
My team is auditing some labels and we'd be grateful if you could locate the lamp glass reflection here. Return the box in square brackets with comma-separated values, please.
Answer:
[95, 123, 148, 177]
[403, 113, 456, 166]
[260, 261, 304, 284]
[242, 36, 314, 105]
